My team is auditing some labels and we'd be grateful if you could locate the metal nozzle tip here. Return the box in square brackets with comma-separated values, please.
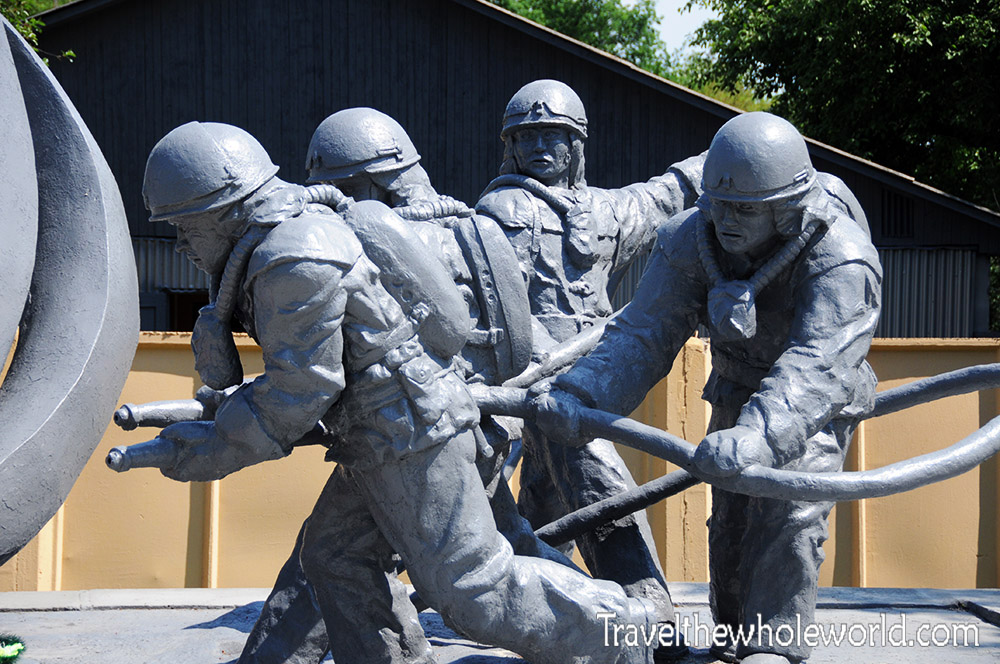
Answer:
[113, 405, 137, 430]
[106, 447, 128, 472]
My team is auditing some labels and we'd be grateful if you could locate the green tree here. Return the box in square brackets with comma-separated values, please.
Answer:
[489, 0, 672, 76]
[686, 0, 999, 211]
[1, 0, 45, 48]
[669, 49, 772, 112]
[1, 0, 72, 63]
[490, 1, 772, 112]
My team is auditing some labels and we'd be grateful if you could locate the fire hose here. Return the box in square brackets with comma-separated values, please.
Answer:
[475, 362, 1000, 508]
[109, 363, 1000, 544]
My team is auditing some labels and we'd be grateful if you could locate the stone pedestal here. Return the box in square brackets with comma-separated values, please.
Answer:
[2, 584, 998, 663]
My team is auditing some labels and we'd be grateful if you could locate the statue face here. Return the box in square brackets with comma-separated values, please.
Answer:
[171, 211, 236, 275]
[710, 199, 778, 258]
[511, 126, 573, 186]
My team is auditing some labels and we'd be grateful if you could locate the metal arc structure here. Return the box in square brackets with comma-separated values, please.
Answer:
[0, 21, 37, 370]
[0, 19, 139, 564]
[473, 362, 1000, 504]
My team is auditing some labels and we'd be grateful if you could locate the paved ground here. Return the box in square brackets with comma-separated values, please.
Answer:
[1, 584, 998, 663]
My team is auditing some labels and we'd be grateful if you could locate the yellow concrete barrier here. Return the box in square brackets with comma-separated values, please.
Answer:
[2, 334, 998, 591]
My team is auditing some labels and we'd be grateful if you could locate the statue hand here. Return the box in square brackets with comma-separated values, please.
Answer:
[692, 426, 773, 478]
[194, 383, 240, 418]
[158, 421, 252, 482]
[532, 385, 590, 447]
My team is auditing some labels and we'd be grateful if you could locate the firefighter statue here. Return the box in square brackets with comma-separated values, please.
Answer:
[137, 121, 658, 664]
[539, 112, 882, 664]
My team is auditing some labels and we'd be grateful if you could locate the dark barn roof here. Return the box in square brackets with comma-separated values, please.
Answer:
[37, 0, 1000, 335]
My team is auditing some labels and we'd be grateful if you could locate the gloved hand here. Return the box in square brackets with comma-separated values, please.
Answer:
[194, 383, 241, 418]
[158, 421, 274, 482]
[692, 425, 774, 478]
[531, 382, 591, 447]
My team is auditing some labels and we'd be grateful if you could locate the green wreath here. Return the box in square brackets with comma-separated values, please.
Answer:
[0, 634, 25, 663]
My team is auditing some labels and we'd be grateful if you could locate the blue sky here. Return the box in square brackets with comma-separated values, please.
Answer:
[651, 0, 717, 52]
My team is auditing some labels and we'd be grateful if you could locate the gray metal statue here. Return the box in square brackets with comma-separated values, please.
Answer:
[0, 17, 138, 564]
[538, 112, 882, 664]
[304, 107, 534, 386]
[130, 120, 657, 664]
[475, 79, 704, 658]
[238, 107, 569, 664]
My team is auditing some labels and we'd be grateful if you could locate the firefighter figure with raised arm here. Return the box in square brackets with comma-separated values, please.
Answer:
[476, 79, 705, 661]
[140, 120, 658, 664]
[539, 112, 882, 664]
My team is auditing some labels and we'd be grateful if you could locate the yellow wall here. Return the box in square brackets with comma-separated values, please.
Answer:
[3, 334, 999, 591]
[0, 333, 332, 592]
[617, 337, 1000, 590]
[854, 340, 1000, 588]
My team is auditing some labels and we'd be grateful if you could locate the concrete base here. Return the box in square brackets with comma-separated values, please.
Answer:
[1, 584, 998, 663]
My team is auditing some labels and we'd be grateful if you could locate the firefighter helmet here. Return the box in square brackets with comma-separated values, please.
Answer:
[305, 108, 421, 184]
[501, 79, 588, 139]
[702, 112, 815, 203]
[143, 122, 278, 222]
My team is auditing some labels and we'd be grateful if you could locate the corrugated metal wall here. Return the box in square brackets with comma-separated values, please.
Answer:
[611, 247, 985, 338]
[38, 0, 1000, 335]
[877, 248, 978, 338]
[41, 0, 725, 240]
[132, 238, 210, 292]
[610, 253, 649, 312]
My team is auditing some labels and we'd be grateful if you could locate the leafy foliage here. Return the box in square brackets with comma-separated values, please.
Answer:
[488, 1, 773, 112]
[0, 0, 74, 63]
[489, 0, 672, 76]
[1, 0, 45, 47]
[686, 0, 999, 211]
[669, 50, 772, 112]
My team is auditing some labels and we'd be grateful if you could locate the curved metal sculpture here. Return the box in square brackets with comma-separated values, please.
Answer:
[0, 18, 139, 565]
[474, 363, 1000, 503]
[0, 21, 37, 375]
